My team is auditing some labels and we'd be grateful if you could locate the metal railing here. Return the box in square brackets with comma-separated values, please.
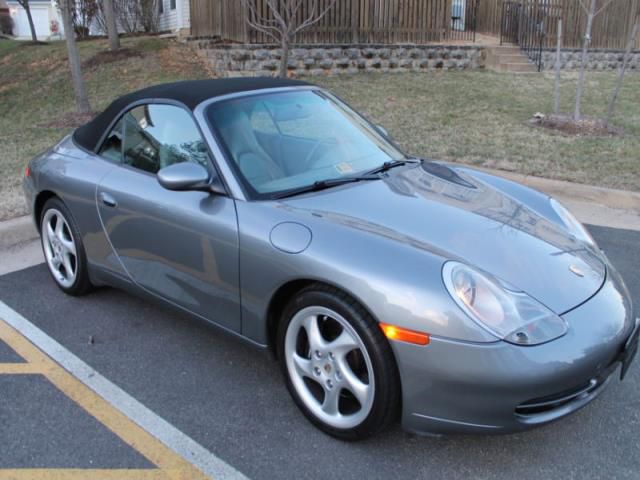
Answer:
[500, 1, 520, 45]
[500, 0, 549, 72]
[449, 0, 480, 42]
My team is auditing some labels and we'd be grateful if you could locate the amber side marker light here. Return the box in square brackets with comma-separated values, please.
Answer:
[380, 323, 430, 346]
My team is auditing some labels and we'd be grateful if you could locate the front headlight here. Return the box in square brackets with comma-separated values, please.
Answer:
[443, 262, 568, 346]
[550, 198, 596, 246]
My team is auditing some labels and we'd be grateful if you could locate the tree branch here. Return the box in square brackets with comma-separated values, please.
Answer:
[292, 0, 337, 36]
[594, 0, 616, 17]
[264, 0, 287, 32]
[577, 0, 590, 13]
[242, 0, 283, 42]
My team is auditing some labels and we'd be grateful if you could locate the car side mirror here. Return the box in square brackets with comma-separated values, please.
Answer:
[157, 163, 224, 194]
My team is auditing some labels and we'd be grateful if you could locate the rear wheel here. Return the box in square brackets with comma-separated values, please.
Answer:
[40, 198, 92, 296]
[278, 284, 400, 440]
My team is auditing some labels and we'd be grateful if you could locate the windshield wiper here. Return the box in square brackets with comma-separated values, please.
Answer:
[274, 175, 379, 199]
[366, 157, 421, 175]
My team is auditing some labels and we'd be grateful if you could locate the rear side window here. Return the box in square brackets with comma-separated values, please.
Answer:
[99, 119, 124, 162]
[98, 104, 211, 175]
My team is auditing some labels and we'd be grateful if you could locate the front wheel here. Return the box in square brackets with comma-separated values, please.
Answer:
[40, 197, 92, 296]
[277, 284, 400, 440]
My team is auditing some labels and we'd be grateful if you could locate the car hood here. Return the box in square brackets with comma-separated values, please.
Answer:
[280, 162, 606, 314]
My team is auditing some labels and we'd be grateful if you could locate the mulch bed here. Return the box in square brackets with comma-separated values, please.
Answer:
[530, 113, 623, 137]
[82, 48, 144, 69]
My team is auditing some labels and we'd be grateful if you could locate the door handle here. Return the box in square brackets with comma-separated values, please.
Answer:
[99, 192, 118, 208]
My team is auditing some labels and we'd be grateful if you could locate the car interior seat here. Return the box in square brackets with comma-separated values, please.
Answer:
[219, 109, 285, 188]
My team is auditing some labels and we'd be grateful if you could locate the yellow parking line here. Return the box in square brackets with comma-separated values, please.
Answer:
[0, 363, 43, 374]
[0, 469, 169, 479]
[0, 319, 210, 480]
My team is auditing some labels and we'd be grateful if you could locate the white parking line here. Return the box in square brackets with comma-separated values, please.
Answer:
[0, 301, 249, 480]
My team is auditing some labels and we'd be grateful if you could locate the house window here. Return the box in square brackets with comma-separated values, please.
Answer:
[159, 0, 163, 14]
[170, 0, 176, 9]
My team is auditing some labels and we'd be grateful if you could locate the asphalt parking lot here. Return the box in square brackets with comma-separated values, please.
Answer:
[1, 224, 639, 479]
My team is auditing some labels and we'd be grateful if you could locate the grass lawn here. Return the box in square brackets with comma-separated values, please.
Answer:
[0, 36, 638, 221]
[314, 71, 640, 192]
[0, 36, 209, 221]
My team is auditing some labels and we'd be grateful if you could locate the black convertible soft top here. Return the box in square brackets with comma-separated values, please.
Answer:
[73, 77, 310, 152]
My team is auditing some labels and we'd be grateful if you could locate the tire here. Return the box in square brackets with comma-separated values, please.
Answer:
[40, 197, 93, 296]
[277, 283, 400, 440]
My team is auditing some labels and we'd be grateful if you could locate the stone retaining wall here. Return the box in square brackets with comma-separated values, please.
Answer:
[192, 42, 486, 76]
[191, 41, 640, 75]
[540, 48, 640, 71]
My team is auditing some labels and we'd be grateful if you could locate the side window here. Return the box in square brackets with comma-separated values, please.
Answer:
[110, 104, 210, 175]
[98, 119, 124, 162]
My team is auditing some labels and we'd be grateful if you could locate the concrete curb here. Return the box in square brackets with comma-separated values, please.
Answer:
[0, 171, 638, 250]
[0, 215, 38, 251]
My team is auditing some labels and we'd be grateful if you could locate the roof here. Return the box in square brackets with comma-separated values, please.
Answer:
[73, 77, 310, 152]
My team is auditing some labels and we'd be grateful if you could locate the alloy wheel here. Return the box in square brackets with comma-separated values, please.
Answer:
[284, 306, 375, 429]
[42, 208, 78, 289]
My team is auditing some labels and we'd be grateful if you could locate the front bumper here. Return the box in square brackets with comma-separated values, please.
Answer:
[394, 266, 636, 435]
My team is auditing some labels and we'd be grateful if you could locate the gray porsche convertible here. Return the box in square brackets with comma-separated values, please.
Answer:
[24, 78, 638, 440]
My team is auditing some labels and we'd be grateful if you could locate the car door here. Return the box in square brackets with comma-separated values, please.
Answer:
[96, 102, 241, 332]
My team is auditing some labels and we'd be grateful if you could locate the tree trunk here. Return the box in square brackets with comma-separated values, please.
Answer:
[574, 0, 596, 121]
[554, 19, 562, 114]
[60, 0, 91, 114]
[606, 21, 639, 126]
[24, 2, 38, 43]
[103, 0, 120, 51]
[279, 36, 289, 78]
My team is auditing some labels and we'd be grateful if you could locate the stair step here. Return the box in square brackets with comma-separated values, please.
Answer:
[500, 62, 538, 72]
[490, 46, 522, 54]
[498, 54, 529, 64]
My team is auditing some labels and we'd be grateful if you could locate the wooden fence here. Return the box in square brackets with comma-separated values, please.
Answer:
[478, 0, 640, 49]
[190, 0, 479, 43]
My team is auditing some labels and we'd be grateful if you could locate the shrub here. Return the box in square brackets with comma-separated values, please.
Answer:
[0, 14, 13, 35]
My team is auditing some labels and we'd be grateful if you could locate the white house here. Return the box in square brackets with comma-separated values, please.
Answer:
[158, 0, 190, 36]
[7, 0, 190, 40]
[7, 0, 64, 40]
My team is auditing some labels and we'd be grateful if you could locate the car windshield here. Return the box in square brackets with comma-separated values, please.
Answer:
[206, 89, 405, 199]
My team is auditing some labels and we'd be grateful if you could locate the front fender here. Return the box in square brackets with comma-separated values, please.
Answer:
[236, 200, 497, 346]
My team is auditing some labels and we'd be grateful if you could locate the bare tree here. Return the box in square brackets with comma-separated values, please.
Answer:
[16, 0, 38, 43]
[606, 19, 639, 125]
[73, 0, 98, 38]
[55, 0, 98, 39]
[103, 0, 120, 50]
[59, 0, 91, 114]
[241, 0, 337, 78]
[554, 18, 562, 114]
[114, 0, 141, 34]
[574, 0, 616, 121]
[139, 0, 160, 33]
